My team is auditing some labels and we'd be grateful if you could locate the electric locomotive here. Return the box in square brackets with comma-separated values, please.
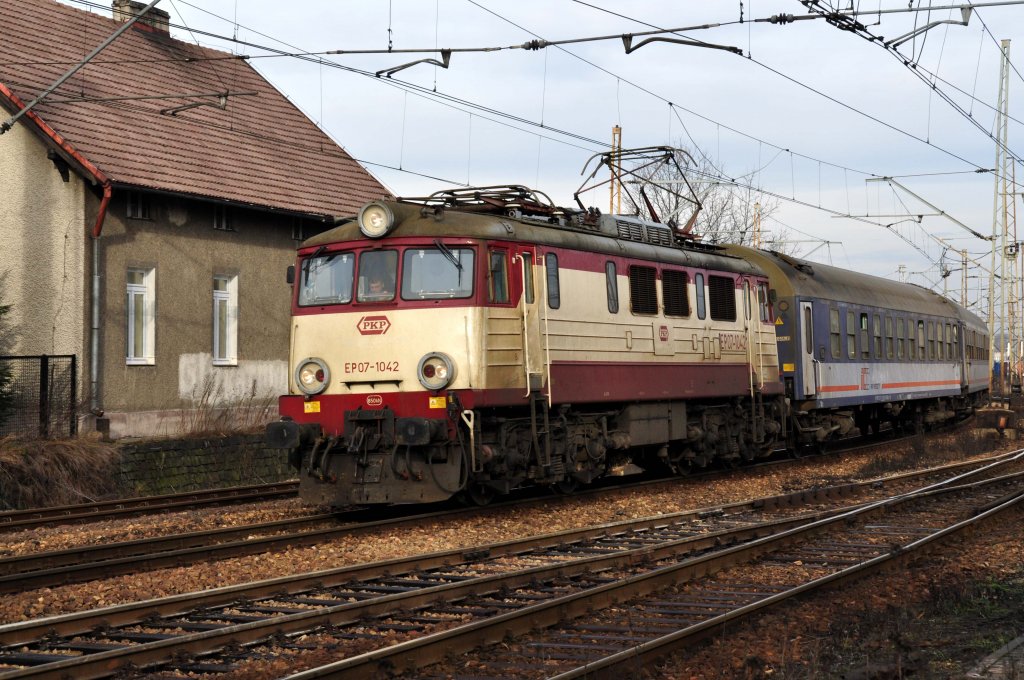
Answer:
[267, 185, 787, 506]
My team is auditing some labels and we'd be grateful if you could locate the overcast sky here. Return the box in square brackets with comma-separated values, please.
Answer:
[62, 0, 1024, 304]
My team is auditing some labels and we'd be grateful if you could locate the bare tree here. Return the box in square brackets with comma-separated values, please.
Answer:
[618, 145, 795, 253]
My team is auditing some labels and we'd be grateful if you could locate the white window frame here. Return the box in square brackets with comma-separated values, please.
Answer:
[212, 274, 238, 366]
[126, 267, 156, 365]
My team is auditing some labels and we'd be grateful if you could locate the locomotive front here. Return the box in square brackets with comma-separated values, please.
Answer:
[268, 201, 488, 505]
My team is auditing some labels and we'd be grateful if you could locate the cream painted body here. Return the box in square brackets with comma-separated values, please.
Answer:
[288, 260, 779, 398]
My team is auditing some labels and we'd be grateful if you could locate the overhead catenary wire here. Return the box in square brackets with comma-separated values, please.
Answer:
[27, 0, 1010, 284]
[46, 0, 987, 188]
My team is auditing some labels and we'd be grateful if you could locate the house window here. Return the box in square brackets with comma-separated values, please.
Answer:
[126, 191, 150, 220]
[214, 205, 234, 231]
[629, 265, 657, 315]
[126, 268, 155, 365]
[605, 262, 618, 314]
[545, 253, 560, 309]
[662, 270, 689, 317]
[213, 275, 238, 366]
[708, 275, 736, 321]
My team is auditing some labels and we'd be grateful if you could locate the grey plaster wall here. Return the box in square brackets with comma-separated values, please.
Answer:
[97, 195, 298, 438]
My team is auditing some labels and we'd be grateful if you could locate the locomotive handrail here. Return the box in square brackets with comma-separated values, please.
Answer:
[521, 255, 533, 398]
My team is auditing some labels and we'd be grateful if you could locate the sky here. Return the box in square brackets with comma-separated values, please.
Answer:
[60, 0, 1024, 309]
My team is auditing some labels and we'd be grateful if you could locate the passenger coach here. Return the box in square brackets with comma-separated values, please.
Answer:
[725, 246, 989, 439]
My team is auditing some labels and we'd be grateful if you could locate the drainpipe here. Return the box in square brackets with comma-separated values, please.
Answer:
[91, 184, 112, 417]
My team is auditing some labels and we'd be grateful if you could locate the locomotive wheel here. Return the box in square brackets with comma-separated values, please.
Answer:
[552, 477, 579, 495]
[465, 483, 495, 506]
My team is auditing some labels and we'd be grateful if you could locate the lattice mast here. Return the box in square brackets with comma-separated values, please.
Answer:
[991, 39, 1013, 395]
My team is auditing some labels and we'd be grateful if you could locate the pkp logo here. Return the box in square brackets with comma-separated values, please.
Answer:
[357, 315, 391, 335]
[659, 325, 669, 342]
[366, 395, 383, 407]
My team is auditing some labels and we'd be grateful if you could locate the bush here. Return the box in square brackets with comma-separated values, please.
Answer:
[0, 435, 122, 509]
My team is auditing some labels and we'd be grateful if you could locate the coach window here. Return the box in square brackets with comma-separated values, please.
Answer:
[885, 316, 894, 359]
[847, 310, 856, 358]
[859, 313, 870, 358]
[488, 250, 509, 303]
[917, 320, 926, 359]
[545, 253, 560, 309]
[953, 325, 960, 358]
[873, 314, 882, 358]
[829, 309, 841, 359]
[663, 270, 689, 317]
[897, 318, 906, 360]
[945, 323, 952, 360]
[804, 306, 813, 354]
[695, 273, 706, 320]
[928, 322, 936, 360]
[605, 262, 618, 313]
[629, 265, 658, 315]
[708, 275, 736, 321]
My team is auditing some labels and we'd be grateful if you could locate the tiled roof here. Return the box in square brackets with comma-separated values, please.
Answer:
[0, 0, 391, 217]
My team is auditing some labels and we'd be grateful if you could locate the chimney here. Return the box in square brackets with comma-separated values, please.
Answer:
[112, 0, 171, 35]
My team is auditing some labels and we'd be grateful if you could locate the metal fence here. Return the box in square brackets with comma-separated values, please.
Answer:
[0, 355, 77, 439]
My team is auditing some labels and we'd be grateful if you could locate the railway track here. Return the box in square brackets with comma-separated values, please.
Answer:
[0, 444, 1000, 594]
[0, 481, 299, 532]
[0, 418, 959, 536]
[0, 450, 1019, 679]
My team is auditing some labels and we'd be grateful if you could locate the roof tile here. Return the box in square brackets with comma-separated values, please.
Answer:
[0, 0, 391, 217]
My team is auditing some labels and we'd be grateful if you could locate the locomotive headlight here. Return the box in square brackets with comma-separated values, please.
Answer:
[417, 352, 455, 391]
[295, 357, 330, 395]
[358, 202, 395, 238]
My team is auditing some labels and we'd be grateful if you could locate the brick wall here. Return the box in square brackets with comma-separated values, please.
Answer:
[118, 434, 293, 496]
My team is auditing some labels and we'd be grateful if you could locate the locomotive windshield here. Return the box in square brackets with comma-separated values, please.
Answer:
[401, 247, 475, 299]
[357, 250, 398, 302]
[298, 251, 354, 306]
[298, 246, 475, 306]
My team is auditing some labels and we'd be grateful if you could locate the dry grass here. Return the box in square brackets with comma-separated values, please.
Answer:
[179, 375, 277, 437]
[0, 434, 121, 510]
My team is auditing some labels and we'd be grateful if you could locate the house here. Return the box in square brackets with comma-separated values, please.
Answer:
[0, 0, 390, 438]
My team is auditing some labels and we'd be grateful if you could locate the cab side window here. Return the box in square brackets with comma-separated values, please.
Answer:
[488, 250, 509, 303]
[545, 253, 560, 309]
